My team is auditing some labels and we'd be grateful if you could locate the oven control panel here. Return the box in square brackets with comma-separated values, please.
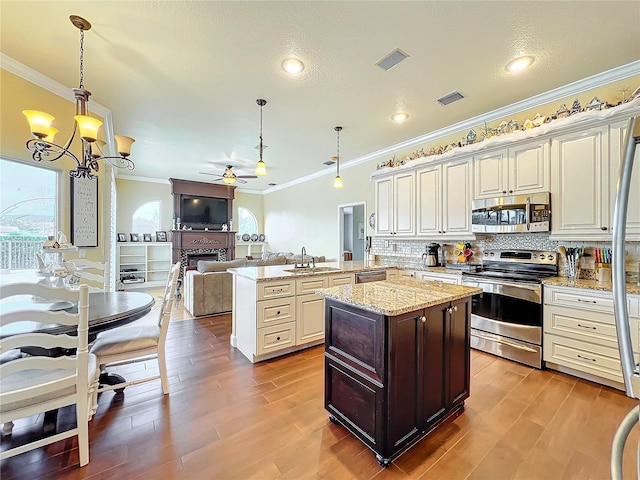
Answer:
[482, 249, 556, 265]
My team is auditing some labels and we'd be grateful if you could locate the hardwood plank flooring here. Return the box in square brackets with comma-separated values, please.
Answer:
[1, 294, 638, 479]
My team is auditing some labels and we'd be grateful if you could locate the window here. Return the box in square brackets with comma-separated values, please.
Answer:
[237, 207, 258, 235]
[131, 201, 161, 236]
[0, 158, 58, 270]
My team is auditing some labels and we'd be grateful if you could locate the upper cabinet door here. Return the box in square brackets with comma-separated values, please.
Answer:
[609, 119, 640, 239]
[442, 159, 473, 236]
[550, 125, 609, 239]
[473, 149, 508, 199]
[508, 140, 550, 195]
[375, 177, 394, 236]
[473, 140, 549, 199]
[416, 165, 441, 235]
[394, 172, 416, 236]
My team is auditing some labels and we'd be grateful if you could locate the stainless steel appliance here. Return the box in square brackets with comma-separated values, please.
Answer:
[461, 249, 558, 368]
[471, 192, 551, 234]
[422, 243, 441, 267]
[610, 114, 639, 478]
[355, 270, 386, 283]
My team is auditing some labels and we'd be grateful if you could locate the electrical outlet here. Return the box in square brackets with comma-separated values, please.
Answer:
[79, 248, 86, 258]
[384, 240, 389, 248]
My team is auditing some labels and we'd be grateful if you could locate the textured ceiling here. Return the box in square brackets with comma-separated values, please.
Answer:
[2, 1, 640, 192]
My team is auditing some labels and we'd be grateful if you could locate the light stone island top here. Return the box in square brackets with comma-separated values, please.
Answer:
[227, 261, 394, 282]
[543, 277, 640, 295]
[315, 278, 482, 317]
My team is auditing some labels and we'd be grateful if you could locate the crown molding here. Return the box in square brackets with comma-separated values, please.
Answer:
[265, 60, 640, 194]
[116, 174, 170, 184]
[2, 53, 112, 118]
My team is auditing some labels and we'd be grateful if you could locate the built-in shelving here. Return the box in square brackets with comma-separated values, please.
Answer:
[117, 242, 172, 289]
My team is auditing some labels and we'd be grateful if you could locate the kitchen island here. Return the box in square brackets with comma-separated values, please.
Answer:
[315, 279, 482, 466]
[227, 261, 393, 363]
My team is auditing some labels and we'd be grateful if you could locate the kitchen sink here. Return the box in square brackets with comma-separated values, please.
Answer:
[283, 266, 340, 274]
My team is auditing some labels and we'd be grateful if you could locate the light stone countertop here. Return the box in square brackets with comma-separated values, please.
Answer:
[227, 260, 394, 282]
[543, 277, 640, 295]
[315, 278, 482, 316]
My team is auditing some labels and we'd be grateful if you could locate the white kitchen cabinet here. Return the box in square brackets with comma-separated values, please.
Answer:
[550, 125, 610, 239]
[415, 271, 461, 285]
[374, 171, 415, 236]
[117, 242, 172, 289]
[417, 158, 473, 238]
[399, 269, 417, 279]
[543, 285, 639, 392]
[473, 140, 550, 199]
[609, 119, 640, 239]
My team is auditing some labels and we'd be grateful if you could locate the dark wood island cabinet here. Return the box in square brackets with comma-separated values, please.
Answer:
[316, 279, 481, 466]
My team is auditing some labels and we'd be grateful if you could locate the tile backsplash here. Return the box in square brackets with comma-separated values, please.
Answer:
[372, 234, 640, 283]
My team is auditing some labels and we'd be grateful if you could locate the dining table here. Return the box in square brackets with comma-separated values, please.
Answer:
[0, 289, 155, 433]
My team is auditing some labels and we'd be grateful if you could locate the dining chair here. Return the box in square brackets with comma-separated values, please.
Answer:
[90, 262, 180, 403]
[0, 283, 97, 467]
[67, 259, 108, 292]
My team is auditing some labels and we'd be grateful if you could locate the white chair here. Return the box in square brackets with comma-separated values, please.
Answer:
[67, 259, 108, 292]
[0, 283, 97, 467]
[90, 262, 180, 403]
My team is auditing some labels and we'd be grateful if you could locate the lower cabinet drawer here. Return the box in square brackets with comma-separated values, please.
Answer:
[257, 280, 295, 300]
[544, 333, 623, 383]
[257, 322, 296, 355]
[544, 305, 617, 349]
[257, 297, 296, 328]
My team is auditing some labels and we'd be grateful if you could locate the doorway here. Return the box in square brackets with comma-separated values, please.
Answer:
[338, 202, 366, 262]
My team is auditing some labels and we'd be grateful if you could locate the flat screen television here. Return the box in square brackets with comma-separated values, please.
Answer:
[180, 195, 228, 228]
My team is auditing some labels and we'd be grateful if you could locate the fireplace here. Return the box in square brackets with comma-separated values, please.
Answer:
[186, 252, 219, 267]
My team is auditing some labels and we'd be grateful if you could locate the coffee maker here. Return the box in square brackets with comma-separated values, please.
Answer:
[422, 243, 441, 267]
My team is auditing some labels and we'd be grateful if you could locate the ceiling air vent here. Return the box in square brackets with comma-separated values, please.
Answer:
[376, 49, 409, 71]
[437, 91, 465, 106]
[323, 159, 336, 166]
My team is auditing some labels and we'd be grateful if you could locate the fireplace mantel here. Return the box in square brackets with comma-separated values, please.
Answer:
[171, 230, 236, 264]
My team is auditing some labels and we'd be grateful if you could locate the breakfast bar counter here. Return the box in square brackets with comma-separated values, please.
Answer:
[316, 279, 481, 466]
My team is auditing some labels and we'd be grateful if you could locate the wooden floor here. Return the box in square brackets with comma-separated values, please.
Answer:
[1, 295, 638, 479]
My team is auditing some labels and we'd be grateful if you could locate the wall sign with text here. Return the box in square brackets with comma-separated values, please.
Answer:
[71, 176, 98, 247]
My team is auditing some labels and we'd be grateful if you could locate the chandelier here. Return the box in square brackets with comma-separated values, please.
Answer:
[333, 126, 343, 188]
[22, 15, 135, 179]
[255, 99, 267, 176]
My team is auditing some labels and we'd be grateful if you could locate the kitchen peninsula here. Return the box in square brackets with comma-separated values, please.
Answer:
[228, 261, 393, 363]
[315, 279, 482, 466]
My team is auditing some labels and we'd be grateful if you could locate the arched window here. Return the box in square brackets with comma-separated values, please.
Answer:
[237, 207, 258, 235]
[131, 201, 160, 236]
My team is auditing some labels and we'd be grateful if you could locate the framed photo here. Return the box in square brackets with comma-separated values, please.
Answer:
[143, 233, 152, 242]
[70, 176, 98, 247]
[117, 233, 127, 242]
[130, 233, 140, 242]
[156, 231, 168, 242]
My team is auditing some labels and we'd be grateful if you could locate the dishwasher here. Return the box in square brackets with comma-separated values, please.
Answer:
[354, 270, 387, 284]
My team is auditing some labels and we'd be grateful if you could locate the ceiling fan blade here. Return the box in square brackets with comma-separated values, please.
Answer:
[235, 178, 248, 184]
[236, 175, 258, 179]
[199, 172, 223, 177]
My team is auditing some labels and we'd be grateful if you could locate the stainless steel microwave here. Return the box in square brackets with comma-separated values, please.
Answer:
[471, 192, 550, 233]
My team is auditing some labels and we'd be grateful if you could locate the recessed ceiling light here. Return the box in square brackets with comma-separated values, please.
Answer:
[391, 112, 409, 123]
[506, 56, 534, 73]
[282, 58, 305, 75]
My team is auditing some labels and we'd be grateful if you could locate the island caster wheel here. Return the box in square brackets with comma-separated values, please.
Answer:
[328, 414, 339, 425]
[376, 454, 391, 467]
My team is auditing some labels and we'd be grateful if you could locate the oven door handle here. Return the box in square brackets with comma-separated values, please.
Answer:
[462, 277, 540, 292]
[472, 330, 538, 353]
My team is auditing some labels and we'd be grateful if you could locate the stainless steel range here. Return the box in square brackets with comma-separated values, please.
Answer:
[461, 249, 558, 368]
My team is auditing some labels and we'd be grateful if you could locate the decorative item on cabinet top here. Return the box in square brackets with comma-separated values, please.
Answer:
[374, 92, 640, 171]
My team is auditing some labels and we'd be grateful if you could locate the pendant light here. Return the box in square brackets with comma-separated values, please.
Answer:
[255, 99, 267, 176]
[22, 15, 135, 179]
[333, 126, 343, 189]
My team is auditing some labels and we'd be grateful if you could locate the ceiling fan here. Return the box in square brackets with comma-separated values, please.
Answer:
[199, 165, 257, 184]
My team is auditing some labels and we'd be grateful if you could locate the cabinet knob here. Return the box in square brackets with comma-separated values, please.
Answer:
[453, 305, 458, 312]
[508, 190, 513, 194]
[276, 310, 281, 315]
[502, 190, 507, 194]
[276, 336, 281, 341]
[420, 316, 426, 323]
[600, 226, 608, 231]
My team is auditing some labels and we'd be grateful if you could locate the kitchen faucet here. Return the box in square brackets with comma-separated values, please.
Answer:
[296, 246, 315, 268]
